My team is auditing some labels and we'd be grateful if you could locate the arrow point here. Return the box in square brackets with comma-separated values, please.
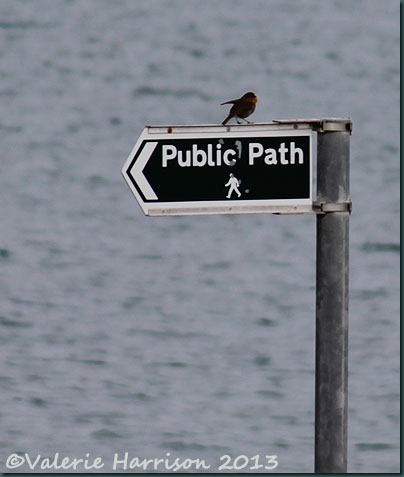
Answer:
[130, 141, 158, 201]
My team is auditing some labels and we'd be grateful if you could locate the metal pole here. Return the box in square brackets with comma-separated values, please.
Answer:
[315, 123, 351, 473]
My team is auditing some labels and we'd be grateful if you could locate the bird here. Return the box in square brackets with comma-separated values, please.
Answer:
[221, 92, 258, 125]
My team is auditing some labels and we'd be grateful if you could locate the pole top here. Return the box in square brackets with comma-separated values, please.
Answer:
[273, 118, 352, 134]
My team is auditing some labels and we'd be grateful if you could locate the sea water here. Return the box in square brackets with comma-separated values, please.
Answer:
[0, 0, 399, 472]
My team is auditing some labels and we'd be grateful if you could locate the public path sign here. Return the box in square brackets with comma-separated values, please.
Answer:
[122, 123, 313, 216]
[122, 118, 353, 473]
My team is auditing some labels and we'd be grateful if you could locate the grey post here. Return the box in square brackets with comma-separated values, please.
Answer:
[315, 120, 351, 473]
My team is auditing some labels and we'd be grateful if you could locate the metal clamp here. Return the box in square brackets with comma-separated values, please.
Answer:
[273, 118, 352, 135]
[312, 119, 352, 134]
[313, 201, 352, 214]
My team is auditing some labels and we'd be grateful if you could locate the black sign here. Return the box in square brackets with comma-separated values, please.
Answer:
[122, 126, 312, 215]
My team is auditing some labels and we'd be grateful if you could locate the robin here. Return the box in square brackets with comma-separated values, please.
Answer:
[221, 92, 258, 125]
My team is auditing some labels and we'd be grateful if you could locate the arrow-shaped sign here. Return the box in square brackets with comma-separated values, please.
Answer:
[122, 123, 313, 216]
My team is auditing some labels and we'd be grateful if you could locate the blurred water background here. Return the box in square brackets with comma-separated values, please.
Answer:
[0, 0, 399, 473]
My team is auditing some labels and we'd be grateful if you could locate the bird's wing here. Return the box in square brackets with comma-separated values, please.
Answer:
[220, 99, 237, 105]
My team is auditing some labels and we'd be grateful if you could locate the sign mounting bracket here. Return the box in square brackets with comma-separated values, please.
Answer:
[313, 200, 352, 214]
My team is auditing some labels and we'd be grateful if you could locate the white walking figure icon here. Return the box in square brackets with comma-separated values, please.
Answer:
[225, 173, 241, 199]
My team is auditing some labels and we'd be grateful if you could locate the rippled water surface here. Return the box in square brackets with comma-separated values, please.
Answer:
[0, 0, 399, 473]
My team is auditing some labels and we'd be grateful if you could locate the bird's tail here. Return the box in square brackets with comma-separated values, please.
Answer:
[220, 100, 236, 105]
[222, 115, 232, 125]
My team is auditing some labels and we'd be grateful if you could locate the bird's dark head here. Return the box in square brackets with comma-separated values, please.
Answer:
[243, 92, 258, 103]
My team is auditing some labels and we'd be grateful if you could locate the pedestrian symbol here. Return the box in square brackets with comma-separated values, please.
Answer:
[225, 173, 242, 199]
